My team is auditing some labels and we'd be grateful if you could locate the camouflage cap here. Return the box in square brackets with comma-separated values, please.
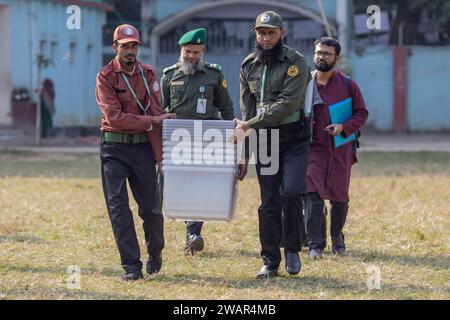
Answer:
[254, 11, 284, 30]
[178, 28, 207, 45]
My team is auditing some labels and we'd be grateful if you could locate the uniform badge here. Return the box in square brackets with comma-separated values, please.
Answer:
[123, 27, 134, 36]
[261, 14, 270, 23]
[222, 79, 227, 88]
[153, 81, 160, 92]
[287, 65, 299, 77]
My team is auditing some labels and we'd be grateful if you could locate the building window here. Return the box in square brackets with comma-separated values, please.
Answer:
[86, 43, 93, 67]
[50, 41, 58, 66]
[69, 42, 76, 65]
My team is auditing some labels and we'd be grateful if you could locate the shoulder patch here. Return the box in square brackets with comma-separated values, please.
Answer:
[287, 65, 299, 77]
[205, 63, 222, 71]
[163, 63, 179, 74]
[152, 80, 160, 92]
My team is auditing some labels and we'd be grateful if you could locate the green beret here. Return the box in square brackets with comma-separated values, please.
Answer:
[178, 28, 207, 45]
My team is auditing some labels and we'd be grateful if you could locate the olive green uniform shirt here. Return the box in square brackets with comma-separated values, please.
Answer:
[161, 61, 234, 120]
[240, 45, 311, 129]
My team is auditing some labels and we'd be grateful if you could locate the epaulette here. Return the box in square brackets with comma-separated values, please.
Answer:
[286, 48, 304, 62]
[163, 63, 179, 74]
[241, 53, 256, 67]
[205, 62, 222, 71]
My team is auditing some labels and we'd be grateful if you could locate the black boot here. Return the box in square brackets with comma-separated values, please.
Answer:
[146, 253, 162, 274]
[330, 201, 348, 255]
[284, 249, 301, 275]
[121, 270, 144, 281]
[305, 193, 327, 251]
[184, 234, 204, 256]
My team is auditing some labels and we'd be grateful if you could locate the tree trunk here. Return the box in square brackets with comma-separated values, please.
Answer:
[389, 0, 422, 45]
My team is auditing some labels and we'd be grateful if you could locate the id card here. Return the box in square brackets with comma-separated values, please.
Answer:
[197, 98, 207, 114]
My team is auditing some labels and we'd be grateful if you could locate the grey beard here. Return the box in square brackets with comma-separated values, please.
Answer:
[178, 56, 201, 75]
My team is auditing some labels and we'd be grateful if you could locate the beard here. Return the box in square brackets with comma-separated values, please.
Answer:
[314, 59, 336, 72]
[121, 54, 136, 66]
[179, 54, 203, 75]
[254, 38, 284, 63]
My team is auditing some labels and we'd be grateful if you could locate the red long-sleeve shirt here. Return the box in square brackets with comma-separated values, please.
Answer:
[95, 57, 163, 161]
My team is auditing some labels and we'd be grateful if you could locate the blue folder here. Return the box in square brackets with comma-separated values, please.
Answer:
[328, 97, 355, 148]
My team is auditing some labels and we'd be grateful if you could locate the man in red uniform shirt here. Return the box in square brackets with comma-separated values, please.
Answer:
[96, 24, 175, 281]
[305, 37, 368, 260]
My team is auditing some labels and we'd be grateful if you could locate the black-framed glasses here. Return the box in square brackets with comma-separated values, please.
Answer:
[314, 51, 336, 58]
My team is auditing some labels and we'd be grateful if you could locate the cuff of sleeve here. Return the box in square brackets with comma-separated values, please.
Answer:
[248, 116, 263, 129]
[342, 125, 353, 138]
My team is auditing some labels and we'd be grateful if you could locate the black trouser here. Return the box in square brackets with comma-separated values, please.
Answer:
[255, 121, 309, 270]
[304, 192, 348, 250]
[100, 141, 164, 273]
[186, 221, 203, 236]
[280, 196, 308, 249]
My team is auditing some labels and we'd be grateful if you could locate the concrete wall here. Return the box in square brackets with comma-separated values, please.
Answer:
[350, 46, 450, 132]
[0, 3, 11, 125]
[1, 0, 106, 127]
[407, 46, 450, 131]
[349, 47, 393, 131]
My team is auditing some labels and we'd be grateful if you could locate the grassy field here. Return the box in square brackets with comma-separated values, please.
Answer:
[0, 150, 449, 300]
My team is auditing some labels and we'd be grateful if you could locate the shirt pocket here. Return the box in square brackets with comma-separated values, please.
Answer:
[202, 83, 214, 99]
[170, 84, 185, 104]
[269, 69, 285, 95]
[247, 77, 261, 100]
[115, 88, 131, 111]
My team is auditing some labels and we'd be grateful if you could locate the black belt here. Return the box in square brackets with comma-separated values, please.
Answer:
[103, 132, 148, 144]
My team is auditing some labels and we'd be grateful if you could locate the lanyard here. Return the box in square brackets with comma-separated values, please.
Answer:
[121, 64, 151, 115]
[259, 64, 267, 107]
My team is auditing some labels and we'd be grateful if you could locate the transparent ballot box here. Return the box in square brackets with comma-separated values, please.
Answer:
[162, 119, 238, 221]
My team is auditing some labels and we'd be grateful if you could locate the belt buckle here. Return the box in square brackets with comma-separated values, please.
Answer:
[127, 134, 134, 144]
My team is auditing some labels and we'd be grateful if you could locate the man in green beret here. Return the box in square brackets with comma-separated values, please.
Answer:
[161, 28, 235, 256]
[235, 11, 311, 279]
